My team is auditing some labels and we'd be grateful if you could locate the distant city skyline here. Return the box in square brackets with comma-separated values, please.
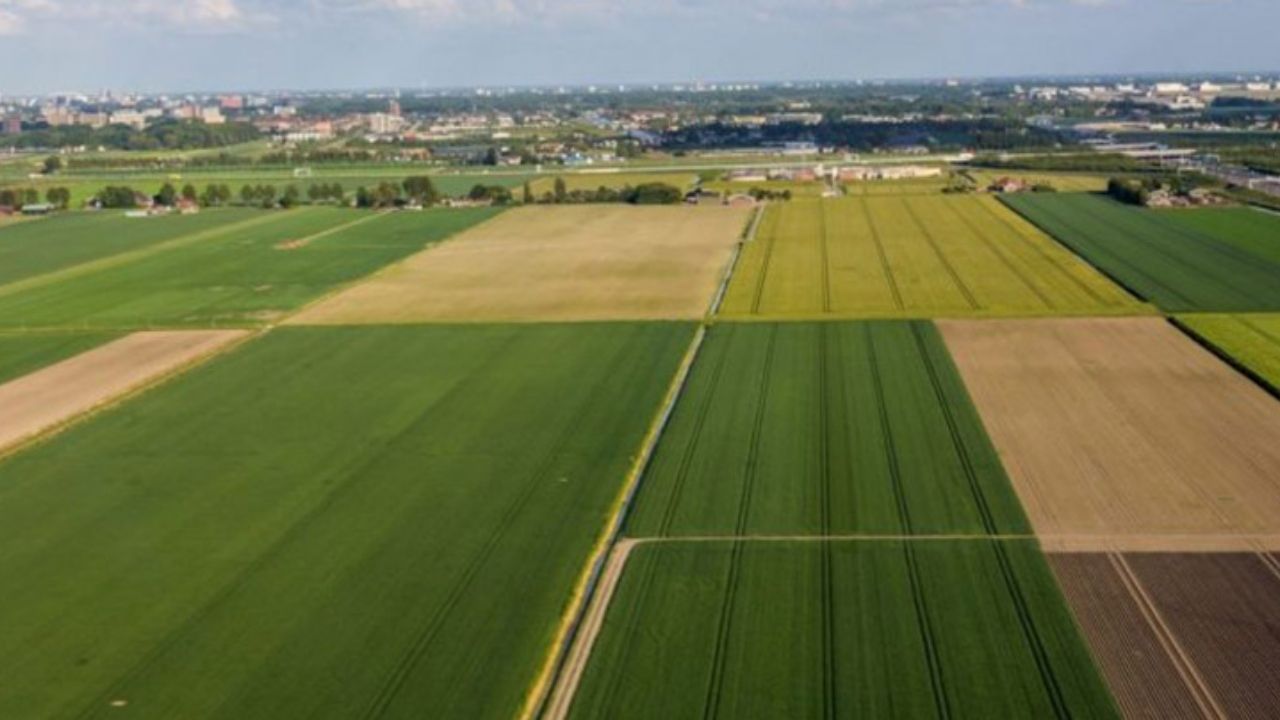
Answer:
[0, 0, 1276, 95]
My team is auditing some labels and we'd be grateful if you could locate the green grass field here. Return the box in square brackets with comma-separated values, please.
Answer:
[1178, 313, 1280, 390]
[527, 172, 698, 196]
[0, 209, 263, 289]
[0, 331, 120, 384]
[0, 322, 692, 719]
[0, 207, 499, 329]
[721, 195, 1141, 319]
[569, 541, 1118, 720]
[1003, 193, 1280, 313]
[1165, 206, 1280, 265]
[626, 322, 1029, 537]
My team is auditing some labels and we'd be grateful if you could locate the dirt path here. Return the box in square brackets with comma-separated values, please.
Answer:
[541, 539, 638, 720]
[0, 330, 248, 453]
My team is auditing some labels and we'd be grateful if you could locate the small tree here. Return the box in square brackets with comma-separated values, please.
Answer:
[280, 185, 300, 208]
[522, 181, 533, 204]
[45, 187, 71, 209]
[181, 183, 198, 202]
[42, 156, 62, 175]
[402, 176, 439, 205]
[553, 177, 567, 203]
[156, 183, 178, 207]
[240, 184, 256, 205]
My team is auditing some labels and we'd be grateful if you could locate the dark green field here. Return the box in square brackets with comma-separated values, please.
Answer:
[626, 321, 1029, 537]
[0, 209, 262, 288]
[1169, 207, 1280, 265]
[1003, 193, 1280, 312]
[569, 541, 1118, 720]
[0, 331, 120, 383]
[0, 207, 499, 329]
[0, 323, 691, 719]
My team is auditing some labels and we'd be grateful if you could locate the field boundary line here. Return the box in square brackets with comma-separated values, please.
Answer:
[521, 324, 708, 720]
[1167, 317, 1280, 403]
[994, 195, 1166, 310]
[972, 197, 1113, 306]
[541, 540, 640, 720]
[0, 329, 258, 465]
[704, 207, 757, 318]
[0, 210, 296, 301]
[1107, 552, 1226, 720]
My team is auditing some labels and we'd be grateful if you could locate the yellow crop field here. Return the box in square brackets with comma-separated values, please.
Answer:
[720, 195, 1145, 318]
[967, 170, 1110, 192]
[290, 204, 750, 323]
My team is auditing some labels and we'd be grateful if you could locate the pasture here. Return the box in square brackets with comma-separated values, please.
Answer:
[720, 195, 1141, 318]
[1178, 313, 1280, 391]
[0, 208, 262, 289]
[291, 205, 749, 324]
[626, 321, 1029, 537]
[1002, 193, 1280, 312]
[568, 540, 1118, 720]
[0, 322, 691, 719]
[1053, 552, 1280, 719]
[940, 317, 1280, 546]
[0, 207, 498, 329]
[526, 172, 698, 197]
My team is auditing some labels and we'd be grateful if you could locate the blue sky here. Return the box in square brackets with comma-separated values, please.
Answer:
[0, 0, 1276, 94]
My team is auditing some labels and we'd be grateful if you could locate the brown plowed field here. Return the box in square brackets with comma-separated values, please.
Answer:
[1127, 553, 1280, 720]
[939, 318, 1280, 543]
[289, 205, 749, 323]
[1050, 554, 1211, 719]
[1053, 552, 1280, 720]
[0, 330, 248, 451]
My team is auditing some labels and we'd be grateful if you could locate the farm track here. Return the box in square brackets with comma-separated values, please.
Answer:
[861, 196, 905, 310]
[941, 198, 1056, 310]
[897, 198, 979, 310]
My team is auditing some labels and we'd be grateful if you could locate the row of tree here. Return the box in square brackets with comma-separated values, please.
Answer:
[0, 186, 71, 209]
[524, 178, 684, 205]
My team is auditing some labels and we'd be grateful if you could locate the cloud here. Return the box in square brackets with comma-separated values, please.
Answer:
[0, 0, 262, 33]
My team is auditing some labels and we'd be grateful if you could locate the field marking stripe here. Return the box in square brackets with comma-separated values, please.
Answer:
[705, 205, 759, 318]
[972, 197, 1113, 306]
[818, 201, 832, 313]
[0, 210, 299, 300]
[939, 197, 1057, 310]
[897, 197, 980, 310]
[521, 324, 708, 720]
[364, 332, 638, 719]
[860, 196, 906, 310]
[749, 207, 778, 314]
[1106, 552, 1227, 720]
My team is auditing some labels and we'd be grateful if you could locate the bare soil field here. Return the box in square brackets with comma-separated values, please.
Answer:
[939, 318, 1280, 545]
[290, 205, 749, 323]
[0, 330, 247, 452]
[1052, 552, 1280, 720]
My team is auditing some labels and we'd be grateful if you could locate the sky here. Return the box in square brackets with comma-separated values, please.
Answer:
[0, 0, 1276, 94]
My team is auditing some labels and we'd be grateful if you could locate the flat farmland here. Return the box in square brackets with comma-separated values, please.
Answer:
[528, 172, 698, 196]
[720, 195, 1141, 319]
[1169, 206, 1280, 264]
[841, 176, 953, 195]
[0, 208, 263, 288]
[1179, 313, 1280, 390]
[1052, 552, 1280, 719]
[568, 541, 1118, 720]
[626, 321, 1029, 537]
[0, 207, 498, 329]
[291, 205, 749, 324]
[0, 330, 248, 453]
[0, 331, 119, 384]
[1003, 193, 1280, 312]
[966, 171, 1110, 192]
[0, 322, 692, 719]
[940, 317, 1280, 544]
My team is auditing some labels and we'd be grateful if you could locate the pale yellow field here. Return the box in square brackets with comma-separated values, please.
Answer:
[966, 170, 1109, 193]
[290, 205, 750, 323]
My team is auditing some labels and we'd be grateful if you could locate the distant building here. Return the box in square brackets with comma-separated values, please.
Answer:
[200, 107, 226, 125]
[2, 116, 20, 135]
[219, 95, 244, 111]
[388, 99, 402, 118]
